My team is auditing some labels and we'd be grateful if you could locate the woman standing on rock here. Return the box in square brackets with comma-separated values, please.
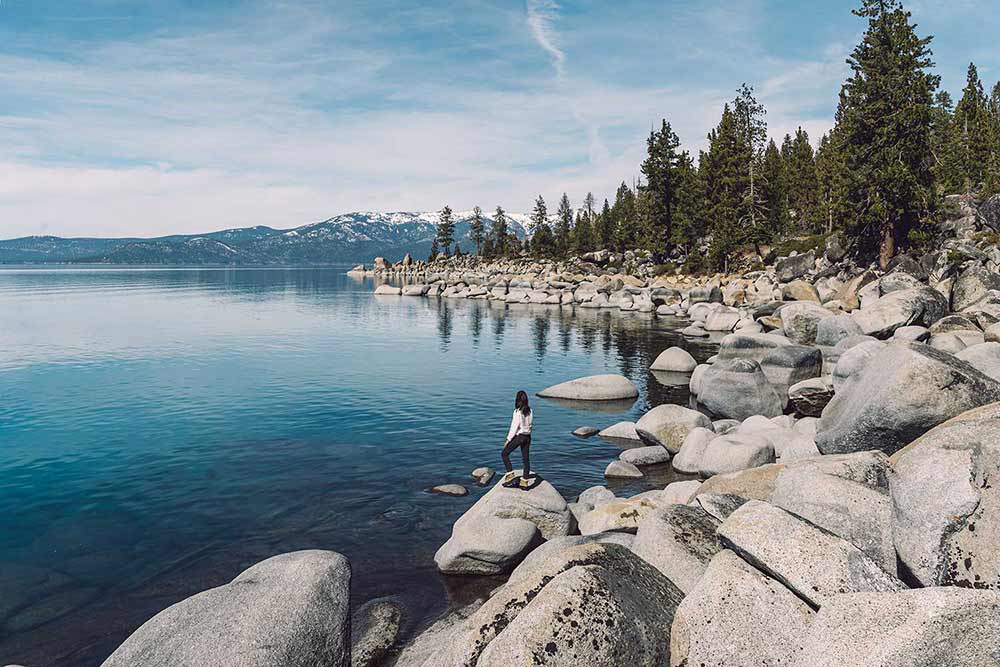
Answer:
[501, 390, 533, 489]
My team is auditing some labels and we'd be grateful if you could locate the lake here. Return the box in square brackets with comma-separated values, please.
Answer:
[0, 266, 717, 666]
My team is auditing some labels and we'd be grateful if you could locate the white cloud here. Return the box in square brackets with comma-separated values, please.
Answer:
[526, 0, 567, 81]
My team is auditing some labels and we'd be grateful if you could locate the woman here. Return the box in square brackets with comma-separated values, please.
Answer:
[501, 390, 534, 489]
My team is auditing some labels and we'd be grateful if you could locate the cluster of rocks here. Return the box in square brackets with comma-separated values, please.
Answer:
[95, 196, 1000, 666]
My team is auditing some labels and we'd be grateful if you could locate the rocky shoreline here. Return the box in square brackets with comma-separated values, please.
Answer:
[96, 196, 1000, 666]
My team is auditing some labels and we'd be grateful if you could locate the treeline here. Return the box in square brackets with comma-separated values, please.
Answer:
[436, 0, 1000, 271]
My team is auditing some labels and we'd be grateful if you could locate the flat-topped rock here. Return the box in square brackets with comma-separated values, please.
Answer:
[537, 374, 639, 401]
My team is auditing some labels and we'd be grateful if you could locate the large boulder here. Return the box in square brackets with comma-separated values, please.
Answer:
[434, 477, 572, 574]
[689, 285, 723, 304]
[101, 551, 351, 667]
[780, 301, 833, 345]
[831, 339, 886, 392]
[672, 427, 716, 474]
[620, 445, 671, 466]
[427, 543, 683, 667]
[759, 344, 823, 398]
[718, 500, 904, 608]
[635, 404, 714, 453]
[815, 314, 864, 347]
[698, 358, 784, 420]
[374, 284, 402, 296]
[790, 588, 1000, 667]
[771, 468, 895, 572]
[816, 342, 1000, 456]
[598, 421, 641, 442]
[851, 287, 948, 338]
[889, 402, 1000, 588]
[670, 549, 814, 667]
[698, 433, 775, 477]
[631, 504, 721, 593]
[952, 263, 1000, 311]
[716, 332, 794, 364]
[955, 342, 1000, 381]
[578, 493, 661, 535]
[650, 346, 698, 372]
[788, 377, 835, 417]
[351, 599, 402, 667]
[537, 374, 639, 401]
[776, 251, 815, 282]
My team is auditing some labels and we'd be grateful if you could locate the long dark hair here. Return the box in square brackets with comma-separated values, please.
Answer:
[515, 390, 531, 416]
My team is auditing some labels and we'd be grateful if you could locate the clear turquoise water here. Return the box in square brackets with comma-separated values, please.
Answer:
[0, 266, 717, 666]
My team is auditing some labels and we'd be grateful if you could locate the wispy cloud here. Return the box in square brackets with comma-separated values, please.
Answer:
[0, 0, 997, 238]
[526, 0, 567, 81]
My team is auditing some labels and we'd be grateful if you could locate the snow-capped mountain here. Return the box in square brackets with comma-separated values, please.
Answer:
[0, 211, 530, 265]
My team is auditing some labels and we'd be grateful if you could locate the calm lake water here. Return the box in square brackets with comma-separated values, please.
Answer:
[0, 266, 718, 666]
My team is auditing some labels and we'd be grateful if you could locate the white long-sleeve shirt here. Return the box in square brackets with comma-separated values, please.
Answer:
[505, 409, 533, 443]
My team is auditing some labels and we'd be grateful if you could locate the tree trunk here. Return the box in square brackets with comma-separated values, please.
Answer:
[879, 219, 894, 270]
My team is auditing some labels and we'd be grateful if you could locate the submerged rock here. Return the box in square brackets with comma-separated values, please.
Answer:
[101, 550, 351, 667]
[351, 599, 402, 667]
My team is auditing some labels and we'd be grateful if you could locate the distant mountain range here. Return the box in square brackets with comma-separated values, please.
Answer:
[0, 211, 530, 265]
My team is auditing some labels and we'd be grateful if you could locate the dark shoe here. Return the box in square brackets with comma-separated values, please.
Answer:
[502, 475, 522, 488]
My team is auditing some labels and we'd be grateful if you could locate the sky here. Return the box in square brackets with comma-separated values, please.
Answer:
[1, 0, 998, 239]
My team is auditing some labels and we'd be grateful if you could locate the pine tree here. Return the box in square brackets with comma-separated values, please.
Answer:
[573, 210, 593, 253]
[759, 139, 789, 245]
[469, 206, 486, 255]
[529, 195, 554, 257]
[838, 0, 938, 268]
[732, 84, 768, 250]
[428, 238, 439, 262]
[785, 127, 819, 231]
[946, 63, 993, 193]
[990, 81, 1000, 194]
[555, 194, 573, 255]
[815, 124, 850, 234]
[703, 104, 749, 271]
[594, 198, 614, 250]
[436, 205, 456, 255]
[489, 206, 509, 258]
[671, 152, 705, 254]
[930, 91, 955, 186]
[640, 120, 683, 252]
[612, 182, 639, 251]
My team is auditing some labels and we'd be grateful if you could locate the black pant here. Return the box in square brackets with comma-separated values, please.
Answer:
[502, 433, 531, 477]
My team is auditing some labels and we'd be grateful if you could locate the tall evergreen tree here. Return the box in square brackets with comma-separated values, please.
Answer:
[555, 193, 573, 255]
[595, 198, 614, 249]
[488, 206, 509, 258]
[428, 238, 439, 262]
[529, 195, 554, 257]
[436, 205, 456, 255]
[573, 210, 593, 253]
[785, 127, 820, 231]
[944, 62, 993, 193]
[732, 84, 768, 249]
[838, 0, 938, 268]
[671, 152, 705, 254]
[759, 139, 789, 246]
[815, 125, 850, 234]
[703, 104, 750, 271]
[930, 91, 955, 185]
[640, 120, 683, 252]
[469, 206, 486, 255]
[612, 182, 640, 251]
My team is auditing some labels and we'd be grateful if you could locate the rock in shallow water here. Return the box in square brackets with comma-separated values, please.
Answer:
[351, 599, 402, 667]
[434, 475, 572, 575]
[650, 346, 698, 372]
[430, 484, 469, 496]
[101, 550, 351, 667]
[635, 404, 714, 453]
[537, 374, 639, 401]
[698, 358, 784, 420]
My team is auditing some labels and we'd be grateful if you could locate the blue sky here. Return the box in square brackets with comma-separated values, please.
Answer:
[1, 0, 997, 238]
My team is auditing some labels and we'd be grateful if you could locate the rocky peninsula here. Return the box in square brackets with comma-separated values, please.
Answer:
[96, 194, 1000, 666]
